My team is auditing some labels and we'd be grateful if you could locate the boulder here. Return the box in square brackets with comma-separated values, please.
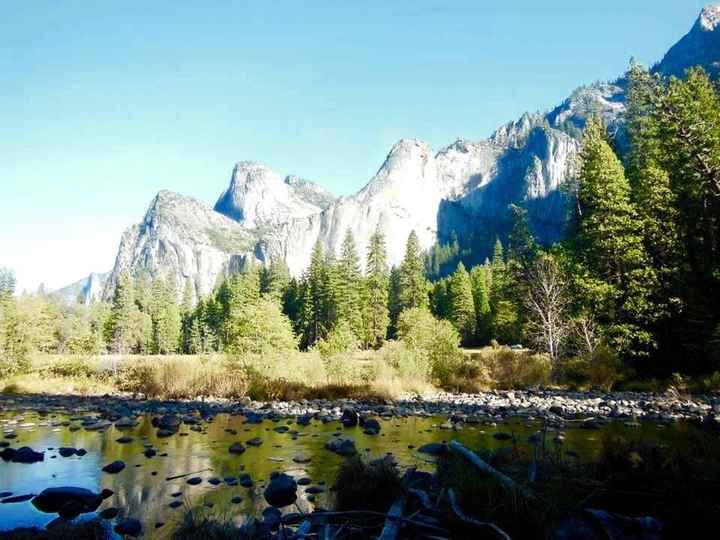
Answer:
[32, 487, 102, 515]
[114, 518, 142, 537]
[102, 460, 126, 474]
[340, 408, 359, 427]
[264, 473, 297, 508]
[229, 442, 246, 454]
[325, 437, 357, 456]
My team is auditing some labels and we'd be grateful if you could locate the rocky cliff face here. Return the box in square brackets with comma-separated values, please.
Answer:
[103, 190, 256, 302]
[656, 5, 720, 79]
[97, 6, 716, 300]
[55, 272, 109, 305]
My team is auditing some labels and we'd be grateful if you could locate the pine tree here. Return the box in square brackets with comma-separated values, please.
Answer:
[470, 265, 492, 343]
[448, 262, 476, 344]
[299, 241, 328, 347]
[399, 231, 428, 312]
[335, 229, 363, 338]
[387, 266, 402, 338]
[261, 260, 291, 301]
[106, 272, 145, 354]
[362, 225, 390, 348]
[572, 116, 656, 357]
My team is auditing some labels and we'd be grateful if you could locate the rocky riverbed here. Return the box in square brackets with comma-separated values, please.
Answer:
[0, 390, 717, 536]
[1, 389, 717, 427]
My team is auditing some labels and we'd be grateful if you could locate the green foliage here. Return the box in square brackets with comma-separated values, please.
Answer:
[397, 307, 463, 386]
[478, 346, 552, 389]
[362, 225, 390, 348]
[398, 231, 429, 311]
[334, 229, 364, 338]
[568, 117, 656, 359]
[447, 262, 476, 344]
[226, 297, 297, 356]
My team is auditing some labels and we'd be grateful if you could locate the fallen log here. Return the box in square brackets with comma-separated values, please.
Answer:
[447, 488, 511, 540]
[448, 440, 535, 499]
[377, 498, 404, 540]
[164, 468, 212, 481]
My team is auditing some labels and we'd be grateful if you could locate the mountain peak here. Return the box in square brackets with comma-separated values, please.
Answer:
[699, 5, 720, 31]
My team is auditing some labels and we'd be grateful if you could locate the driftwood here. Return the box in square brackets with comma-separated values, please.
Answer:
[447, 488, 511, 540]
[303, 510, 447, 533]
[377, 498, 405, 540]
[164, 468, 212, 481]
[449, 440, 535, 499]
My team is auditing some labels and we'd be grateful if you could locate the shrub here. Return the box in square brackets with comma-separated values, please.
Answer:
[226, 298, 297, 355]
[584, 344, 623, 391]
[42, 356, 99, 379]
[332, 456, 403, 513]
[315, 320, 358, 359]
[480, 346, 552, 389]
[397, 308, 464, 387]
[116, 356, 247, 399]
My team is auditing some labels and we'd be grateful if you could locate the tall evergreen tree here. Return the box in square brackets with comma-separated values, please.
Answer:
[571, 117, 656, 358]
[335, 229, 364, 337]
[298, 241, 328, 347]
[470, 265, 492, 343]
[362, 225, 390, 348]
[399, 231, 428, 312]
[448, 262, 476, 345]
[387, 265, 402, 338]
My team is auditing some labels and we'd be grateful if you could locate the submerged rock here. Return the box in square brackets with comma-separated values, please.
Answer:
[325, 437, 357, 456]
[229, 442, 246, 454]
[115, 518, 142, 537]
[102, 460, 125, 474]
[264, 473, 297, 508]
[1, 447, 44, 463]
[32, 487, 102, 516]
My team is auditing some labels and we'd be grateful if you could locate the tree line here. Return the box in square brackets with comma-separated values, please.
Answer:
[2, 65, 719, 380]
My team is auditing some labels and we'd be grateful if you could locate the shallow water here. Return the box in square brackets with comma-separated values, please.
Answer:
[0, 409, 671, 537]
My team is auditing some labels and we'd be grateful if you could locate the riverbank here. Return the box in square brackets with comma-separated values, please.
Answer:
[1, 387, 718, 427]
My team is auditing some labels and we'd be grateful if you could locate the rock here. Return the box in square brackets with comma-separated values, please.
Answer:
[155, 414, 182, 431]
[246, 437, 263, 446]
[144, 448, 157, 458]
[293, 454, 311, 464]
[169, 500, 183, 508]
[341, 408, 359, 427]
[325, 437, 357, 456]
[116, 436, 133, 444]
[102, 460, 125, 474]
[264, 473, 297, 508]
[417, 443, 447, 456]
[84, 420, 112, 431]
[114, 518, 142, 537]
[115, 416, 137, 428]
[493, 432, 513, 441]
[239, 473, 254, 488]
[58, 447, 78, 457]
[231, 496, 242, 504]
[2, 447, 44, 463]
[305, 486, 324, 494]
[262, 506, 283, 529]
[229, 442, 246, 454]
[32, 487, 102, 515]
[297, 477, 312, 486]
[99, 507, 119, 519]
[296, 414, 312, 426]
[1, 494, 35, 504]
[274, 425, 290, 433]
[186, 477, 202, 486]
[361, 417, 381, 435]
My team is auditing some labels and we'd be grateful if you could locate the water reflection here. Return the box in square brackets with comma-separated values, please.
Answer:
[0, 410, 670, 536]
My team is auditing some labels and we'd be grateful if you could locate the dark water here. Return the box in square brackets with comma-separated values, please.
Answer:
[0, 410, 670, 537]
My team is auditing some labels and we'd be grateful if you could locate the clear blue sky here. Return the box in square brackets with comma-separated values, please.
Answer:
[0, 1, 709, 292]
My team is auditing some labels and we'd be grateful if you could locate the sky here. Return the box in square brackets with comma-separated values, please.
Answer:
[0, 0, 710, 293]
